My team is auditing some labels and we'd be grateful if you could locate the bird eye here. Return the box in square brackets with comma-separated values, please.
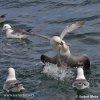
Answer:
[61, 41, 63, 45]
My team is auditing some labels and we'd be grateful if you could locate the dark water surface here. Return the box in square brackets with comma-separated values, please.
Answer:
[0, 0, 100, 100]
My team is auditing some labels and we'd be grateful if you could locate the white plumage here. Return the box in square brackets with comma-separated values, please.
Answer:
[2, 24, 29, 39]
[72, 67, 89, 90]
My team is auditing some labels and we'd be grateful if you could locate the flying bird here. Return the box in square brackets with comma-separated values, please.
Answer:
[39, 21, 90, 69]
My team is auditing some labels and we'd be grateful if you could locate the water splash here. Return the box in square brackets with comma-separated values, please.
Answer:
[42, 63, 74, 81]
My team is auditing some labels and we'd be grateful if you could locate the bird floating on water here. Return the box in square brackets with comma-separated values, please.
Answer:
[3, 67, 25, 93]
[2, 24, 33, 39]
[2, 23, 52, 39]
[72, 66, 89, 90]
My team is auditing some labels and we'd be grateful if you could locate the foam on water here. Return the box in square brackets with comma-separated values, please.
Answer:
[42, 63, 74, 81]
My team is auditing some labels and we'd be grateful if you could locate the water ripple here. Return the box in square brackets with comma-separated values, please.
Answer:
[0, 0, 100, 100]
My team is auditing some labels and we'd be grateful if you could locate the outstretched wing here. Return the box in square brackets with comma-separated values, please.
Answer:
[41, 54, 57, 64]
[60, 21, 84, 39]
[29, 32, 50, 41]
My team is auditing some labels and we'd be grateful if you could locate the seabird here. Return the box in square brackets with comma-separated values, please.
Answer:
[49, 21, 84, 64]
[40, 21, 90, 69]
[72, 66, 89, 90]
[50, 21, 84, 51]
[2, 24, 51, 39]
[3, 67, 25, 93]
[2, 24, 32, 39]
[32, 21, 84, 50]
[0, 14, 6, 23]
[41, 47, 90, 70]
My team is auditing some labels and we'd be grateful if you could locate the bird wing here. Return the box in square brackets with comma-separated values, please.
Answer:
[12, 26, 50, 41]
[60, 21, 84, 39]
[4, 80, 22, 91]
[29, 32, 51, 41]
[41, 54, 57, 64]
[11, 27, 30, 35]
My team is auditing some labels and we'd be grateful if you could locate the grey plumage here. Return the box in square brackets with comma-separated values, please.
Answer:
[3, 80, 24, 93]
[60, 21, 84, 39]
[41, 54, 90, 70]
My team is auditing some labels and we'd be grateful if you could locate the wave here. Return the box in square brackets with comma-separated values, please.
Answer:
[42, 63, 74, 81]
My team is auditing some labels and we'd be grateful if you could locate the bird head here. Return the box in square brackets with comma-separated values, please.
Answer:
[6, 67, 16, 81]
[2, 24, 12, 31]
